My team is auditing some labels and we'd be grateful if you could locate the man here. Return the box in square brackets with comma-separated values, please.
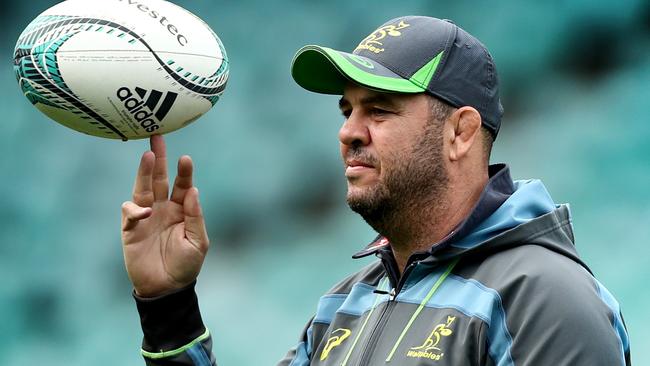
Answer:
[121, 16, 631, 365]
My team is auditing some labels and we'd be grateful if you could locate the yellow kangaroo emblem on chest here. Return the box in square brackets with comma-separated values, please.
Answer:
[411, 316, 456, 352]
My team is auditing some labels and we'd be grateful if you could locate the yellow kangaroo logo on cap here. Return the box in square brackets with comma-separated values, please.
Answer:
[354, 20, 410, 54]
[320, 328, 352, 361]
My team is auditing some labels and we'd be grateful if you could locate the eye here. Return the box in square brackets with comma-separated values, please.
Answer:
[370, 107, 391, 117]
[341, 108, 352, 119]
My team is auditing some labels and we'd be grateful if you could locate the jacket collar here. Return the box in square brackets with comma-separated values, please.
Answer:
[352, 163, 515, 259]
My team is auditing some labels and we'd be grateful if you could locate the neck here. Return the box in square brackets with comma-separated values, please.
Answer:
[386, 171, 488, 274]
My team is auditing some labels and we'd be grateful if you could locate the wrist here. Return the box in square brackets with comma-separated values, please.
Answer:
[134, 280, 206, 352]
[134, 285, 185, 299]
[133, 278, 196, 299]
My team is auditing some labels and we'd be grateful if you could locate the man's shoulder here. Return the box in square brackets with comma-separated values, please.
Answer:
[458, 243, 612, 319]
[467, 243, 594, 289]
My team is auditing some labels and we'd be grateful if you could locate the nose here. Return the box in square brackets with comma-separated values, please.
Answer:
[338, 112, 370, 147]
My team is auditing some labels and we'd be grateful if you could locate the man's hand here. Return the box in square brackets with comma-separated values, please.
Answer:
[121, 135, 209, 298]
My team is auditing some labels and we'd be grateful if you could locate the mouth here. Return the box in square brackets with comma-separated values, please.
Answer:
[346, 159, 375, 169]
[345, 159, 377, 176]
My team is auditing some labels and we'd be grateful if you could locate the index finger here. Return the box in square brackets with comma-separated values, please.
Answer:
[150, 135, 169, 201]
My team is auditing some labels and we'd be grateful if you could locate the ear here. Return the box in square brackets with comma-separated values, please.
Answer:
[447, 106, 482, 161]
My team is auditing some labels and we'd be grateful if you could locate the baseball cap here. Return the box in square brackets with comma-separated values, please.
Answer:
[291, 16, 504, 138]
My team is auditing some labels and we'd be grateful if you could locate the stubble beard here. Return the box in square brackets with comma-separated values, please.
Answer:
[346, 122, 448, 241]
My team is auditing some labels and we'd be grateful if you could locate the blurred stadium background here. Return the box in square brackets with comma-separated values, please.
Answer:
[2, 0, 648, 364]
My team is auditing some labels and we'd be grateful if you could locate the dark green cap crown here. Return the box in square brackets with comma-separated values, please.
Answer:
[291, 16, 504, 138]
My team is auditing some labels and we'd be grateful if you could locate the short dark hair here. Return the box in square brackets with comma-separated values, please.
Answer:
[428, 95, 455, 123]
[428, 95, 493, 163]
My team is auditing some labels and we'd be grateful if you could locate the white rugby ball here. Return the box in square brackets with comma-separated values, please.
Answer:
[13, 0, 229, 141]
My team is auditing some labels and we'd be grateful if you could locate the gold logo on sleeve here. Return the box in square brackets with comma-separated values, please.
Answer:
[354, 20, 410, 54]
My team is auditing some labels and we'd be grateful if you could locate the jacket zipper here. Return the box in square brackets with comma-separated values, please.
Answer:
[395, 260, 420, 295]
[356, 290, 396, 366]
[356, 261, 419, 365]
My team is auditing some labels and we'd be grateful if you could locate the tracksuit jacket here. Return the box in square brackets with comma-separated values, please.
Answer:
[134, 164, 631, 365]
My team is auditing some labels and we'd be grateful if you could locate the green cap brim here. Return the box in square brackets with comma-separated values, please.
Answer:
[291, 45, 430, 95]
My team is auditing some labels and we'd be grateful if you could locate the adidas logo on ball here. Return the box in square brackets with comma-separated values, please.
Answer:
[15, 0, 228, 140]
[117, 87, 178, 133]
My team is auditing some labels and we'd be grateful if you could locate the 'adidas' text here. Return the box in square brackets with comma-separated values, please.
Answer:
[117, 87, 178, 133]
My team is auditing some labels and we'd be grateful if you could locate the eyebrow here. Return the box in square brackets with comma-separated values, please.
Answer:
[338, 94, 401, 110]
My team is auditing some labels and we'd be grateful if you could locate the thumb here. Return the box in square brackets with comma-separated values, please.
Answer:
[184, 187, 209, 253]
[122, 201, 153, 232]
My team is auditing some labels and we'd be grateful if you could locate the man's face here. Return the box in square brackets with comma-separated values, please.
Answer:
[338, 85, 448, 228]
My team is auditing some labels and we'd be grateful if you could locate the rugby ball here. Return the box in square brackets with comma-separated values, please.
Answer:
[13, 0, 229, 141]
